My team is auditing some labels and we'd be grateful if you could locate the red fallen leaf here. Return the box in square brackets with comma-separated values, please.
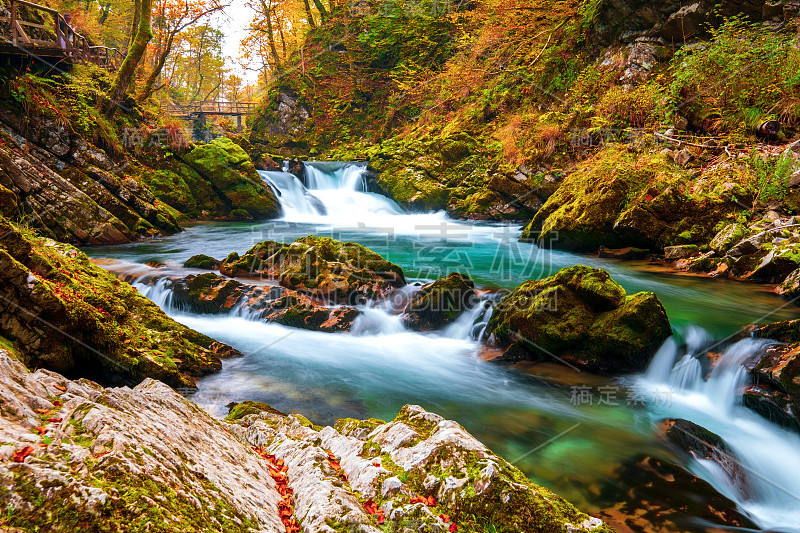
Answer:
[440, 514, 451, 523]
[52, 400, 62, 407]
[12, 446, 34, 462]
[364, 499, 378, 514]
[47, 417, 62, 423]
[427, 495, 436, 506]
[329, 460, 342, 471]
[54, 385, 67, 391]
[124, 340, 131, 344]
[276, 458, 284, 468]
[38, 443, 48, 448]
[140, 336, 146, 340]
[372, 462, 381, 467]
[449, 524, 458, 532]
[36, 408, 48, 414]
[35, 426, 46, 435]
[377, 510, 385, 524]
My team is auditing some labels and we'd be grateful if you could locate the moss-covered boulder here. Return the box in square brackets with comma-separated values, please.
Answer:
[401, 272, 478, 331]
[184, 254, 221, 270]
[164, 137, 280, 220]
[157, 271, 360, 332]
[521, 148, 736, 252]
[778, 268, 800, 298]
[0, 217, 228, 390]
[485, 265, 671, 373]
[220, 236, 406, 305]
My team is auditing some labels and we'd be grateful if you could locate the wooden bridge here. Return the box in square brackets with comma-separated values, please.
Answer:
[164, 101, 258, 119]
[0, 0, 124, 69]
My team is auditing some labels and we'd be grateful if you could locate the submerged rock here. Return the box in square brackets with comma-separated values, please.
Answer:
[220, 236, 406, 305]
[401, 272, 478, 331]
[0, 217, 227, 389]
[485, 265, 671, 373]
[660, 418, 751, 499]
[0, 352, 612, 533]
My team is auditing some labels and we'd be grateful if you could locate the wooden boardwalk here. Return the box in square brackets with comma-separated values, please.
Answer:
[0, 0, 123, 69]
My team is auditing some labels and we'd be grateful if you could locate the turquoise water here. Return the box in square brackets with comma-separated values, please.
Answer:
[84, 164, 800, 531]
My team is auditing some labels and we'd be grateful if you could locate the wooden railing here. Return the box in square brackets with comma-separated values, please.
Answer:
[0, 0, 124, 69]
[165, 101, 258, 117]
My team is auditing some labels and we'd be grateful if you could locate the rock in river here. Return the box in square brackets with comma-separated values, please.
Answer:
[485, 265, 671, 373]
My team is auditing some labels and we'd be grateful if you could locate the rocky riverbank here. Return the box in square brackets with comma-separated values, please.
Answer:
[0, 350, 613, 532]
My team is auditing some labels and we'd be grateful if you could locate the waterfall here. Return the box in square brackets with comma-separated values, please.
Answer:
[260, 170, 326, 218]
[443, 297, 495, 340]
[638, 331, 800, 530]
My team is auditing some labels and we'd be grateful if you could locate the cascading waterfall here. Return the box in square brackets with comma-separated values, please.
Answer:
[638, 332, 800, 530]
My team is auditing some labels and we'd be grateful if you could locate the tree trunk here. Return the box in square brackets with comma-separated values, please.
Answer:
[128, 0, 141, 50]
[102, 0, 153, 117]
[303, 0, 316, 27]
[311, 0, 328, 21]
[137, 32, 175, 103]
[259, 0, 281, 72]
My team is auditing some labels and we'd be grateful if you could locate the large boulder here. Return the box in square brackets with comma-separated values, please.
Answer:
[175, 136, 281, 220]
[0, 217, 227, 390]
[0, 352, 613, 533]
[229, 403, 615, 533]
[158, 271, 360, 333]
[401, 272, 478, 331]
[220, 236, 406, 305]
[485, 266, 671, 373]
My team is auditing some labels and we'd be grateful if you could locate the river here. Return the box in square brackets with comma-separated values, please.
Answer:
[86, 162, 800, 532]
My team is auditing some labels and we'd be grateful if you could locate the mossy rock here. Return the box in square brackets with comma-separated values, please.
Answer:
[0, 217, 226, 389]
[225, 400, 285, 421]
[401, 272, 478, 330]
[486, 265, 671, 373]
[179, 137, 281, 219]
[184, 254, 221, 270]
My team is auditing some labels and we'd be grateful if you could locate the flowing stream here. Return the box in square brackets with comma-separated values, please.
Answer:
[87, 162, 800, 532]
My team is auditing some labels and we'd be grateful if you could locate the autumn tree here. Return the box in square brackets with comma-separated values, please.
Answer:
[136, 0, 226, 102]
[102, 0, 153, 117]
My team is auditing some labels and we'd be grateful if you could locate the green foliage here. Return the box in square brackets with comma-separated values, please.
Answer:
[670, 17, 800, 133]
[747, 151, 796, 204]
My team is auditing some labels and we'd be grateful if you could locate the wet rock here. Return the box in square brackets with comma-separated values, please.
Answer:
[597, 246, 650, 260]
[742, 386, 800, 432]
[663, 244, 699, 260]
[0, 217, 225, 389]
[748, 320, 800, 429]
[726, 233, 766, 257]
[179, 137, 281, 220]
[401, 273, 478, 331]
[485, 265, 671, 373]
[595, 455, 757, 532]
[183, 254, 221, 270]
[157, 272, 360, 333]
[660, 419, 750, 498]
[221, 236, 406, 305]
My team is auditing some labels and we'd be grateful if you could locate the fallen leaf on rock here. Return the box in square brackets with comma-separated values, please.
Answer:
[52, 400, 62, 407]
[329, 460, 342, 471]
[35, 426, 46, 435]
[377, 510, 385, 524]
[364, 500, 378, 514]
[12, 446, 34, 462]
[372, 462, 381, 467]
[46, 418, 62, 423]
[440, 514, 450, 523]
[449, 524, 458, 532]
[427, 495, 436, 506]
[54, 385, 67, 391]
[35, 408, 48, 414]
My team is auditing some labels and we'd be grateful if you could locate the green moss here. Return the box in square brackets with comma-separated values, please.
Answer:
[224, 401, 285, 421]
